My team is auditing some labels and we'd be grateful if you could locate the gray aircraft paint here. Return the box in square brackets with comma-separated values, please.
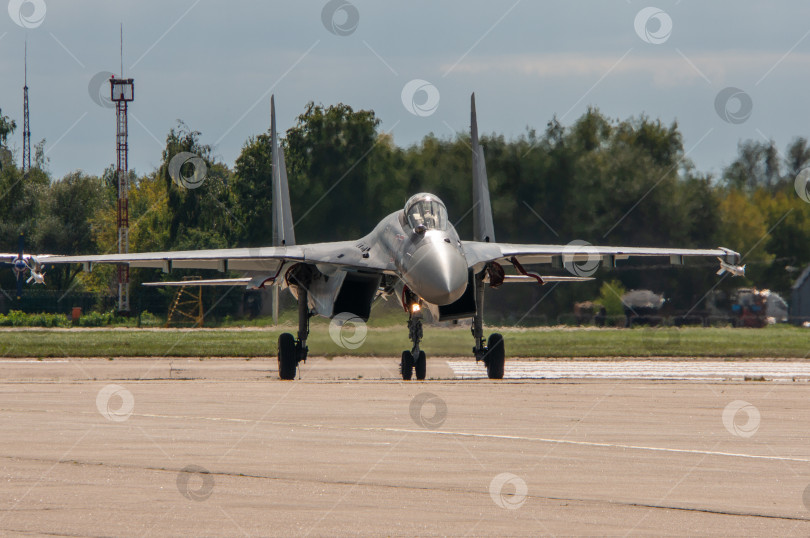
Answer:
[271, 95, 296, 248]
[471, 93, 496, 244]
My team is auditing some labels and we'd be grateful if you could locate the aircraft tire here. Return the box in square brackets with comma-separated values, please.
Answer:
[278, 332, 298, 380]
[485, 333, 505, 379]
[414, 350, 426, 380]
[401, 351, 414, 380]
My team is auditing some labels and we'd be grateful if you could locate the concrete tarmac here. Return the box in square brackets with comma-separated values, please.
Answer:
[1, 356, 810, 536]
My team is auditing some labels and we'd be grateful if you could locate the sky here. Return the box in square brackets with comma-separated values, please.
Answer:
[0, 0, 808, 180]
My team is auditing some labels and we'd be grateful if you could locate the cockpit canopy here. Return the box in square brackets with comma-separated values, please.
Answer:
[404, 193, 448, 231]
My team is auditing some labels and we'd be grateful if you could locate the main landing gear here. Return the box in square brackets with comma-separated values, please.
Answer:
[472, 271, 505, 379]
[277, 270, 311, 380]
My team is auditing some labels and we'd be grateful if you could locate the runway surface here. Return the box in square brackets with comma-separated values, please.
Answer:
[448, 360, 810, 380]
[2, 356, 810, 536]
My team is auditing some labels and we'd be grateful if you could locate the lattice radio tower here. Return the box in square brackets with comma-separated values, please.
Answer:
[110, 28, 134, 312]
[22, 41, 30, 175]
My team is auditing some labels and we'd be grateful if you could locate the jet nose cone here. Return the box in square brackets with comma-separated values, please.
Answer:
[406, 241, 468, 305]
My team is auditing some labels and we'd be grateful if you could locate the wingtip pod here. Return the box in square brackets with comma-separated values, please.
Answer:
[716, 257, 746, 277]
[26, 270, 45, 285]
[270, 95, 296, 247]
[471, 92, 496, 243]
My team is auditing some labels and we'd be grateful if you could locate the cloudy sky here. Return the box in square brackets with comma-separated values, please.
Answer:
[0, 0, 808, 180]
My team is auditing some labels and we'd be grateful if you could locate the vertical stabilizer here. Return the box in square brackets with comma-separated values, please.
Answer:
[271, 95, 296, 246]
[471, 93, 495, 243]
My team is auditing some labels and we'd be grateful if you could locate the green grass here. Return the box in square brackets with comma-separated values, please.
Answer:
[216, 306, 410, 329]
[1, 325, 808, 359]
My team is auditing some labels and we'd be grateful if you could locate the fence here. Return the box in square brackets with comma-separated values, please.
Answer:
[0, 288, 801, 328]
[0, 287, 250, 321]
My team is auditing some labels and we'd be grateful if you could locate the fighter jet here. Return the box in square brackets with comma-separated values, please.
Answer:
[37, 94, 743, 380]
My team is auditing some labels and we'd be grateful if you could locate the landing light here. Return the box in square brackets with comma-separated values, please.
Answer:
[411, 303, 421, 314]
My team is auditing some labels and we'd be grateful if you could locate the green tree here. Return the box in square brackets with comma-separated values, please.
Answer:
[158, 121, 235, 248]
[0, 108, 15, 148]
[785, 137, 810, 179]
[33, 139, 48, 172]
[597, 279, 627, 317]
[284, 102, 381, 242]
[715, 187, 771, 283]
[34, 172, 111, 289]
[723, 140, 782, 192]
[0, 164, 49, 252]
[231, 132, 274, 246]
[754, 187, 810, 293]
[83, 170, 173, 302]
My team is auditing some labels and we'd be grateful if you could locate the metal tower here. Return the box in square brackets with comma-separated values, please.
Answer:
[110, 75, 134, 312]
[22, 41, 30, 174]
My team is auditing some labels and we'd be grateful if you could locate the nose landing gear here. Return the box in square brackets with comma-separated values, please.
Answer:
[401, 300, 427, 381]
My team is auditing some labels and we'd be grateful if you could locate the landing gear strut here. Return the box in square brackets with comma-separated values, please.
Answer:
[401, 303, 427, 381]
[472, 271, 505, 379]
[278, 274, 311, 380]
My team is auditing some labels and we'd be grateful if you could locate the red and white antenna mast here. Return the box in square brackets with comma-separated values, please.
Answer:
[110, 26, 134, 312]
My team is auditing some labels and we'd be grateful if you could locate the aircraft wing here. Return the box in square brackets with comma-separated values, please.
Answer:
[37, 241, 396, 278]
[463, 241, 741, 270]
[463, 94, 744, 282]
[0, 253, 56, 263]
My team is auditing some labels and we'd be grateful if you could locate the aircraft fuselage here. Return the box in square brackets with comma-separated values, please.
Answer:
[367, 204, 468, 306]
